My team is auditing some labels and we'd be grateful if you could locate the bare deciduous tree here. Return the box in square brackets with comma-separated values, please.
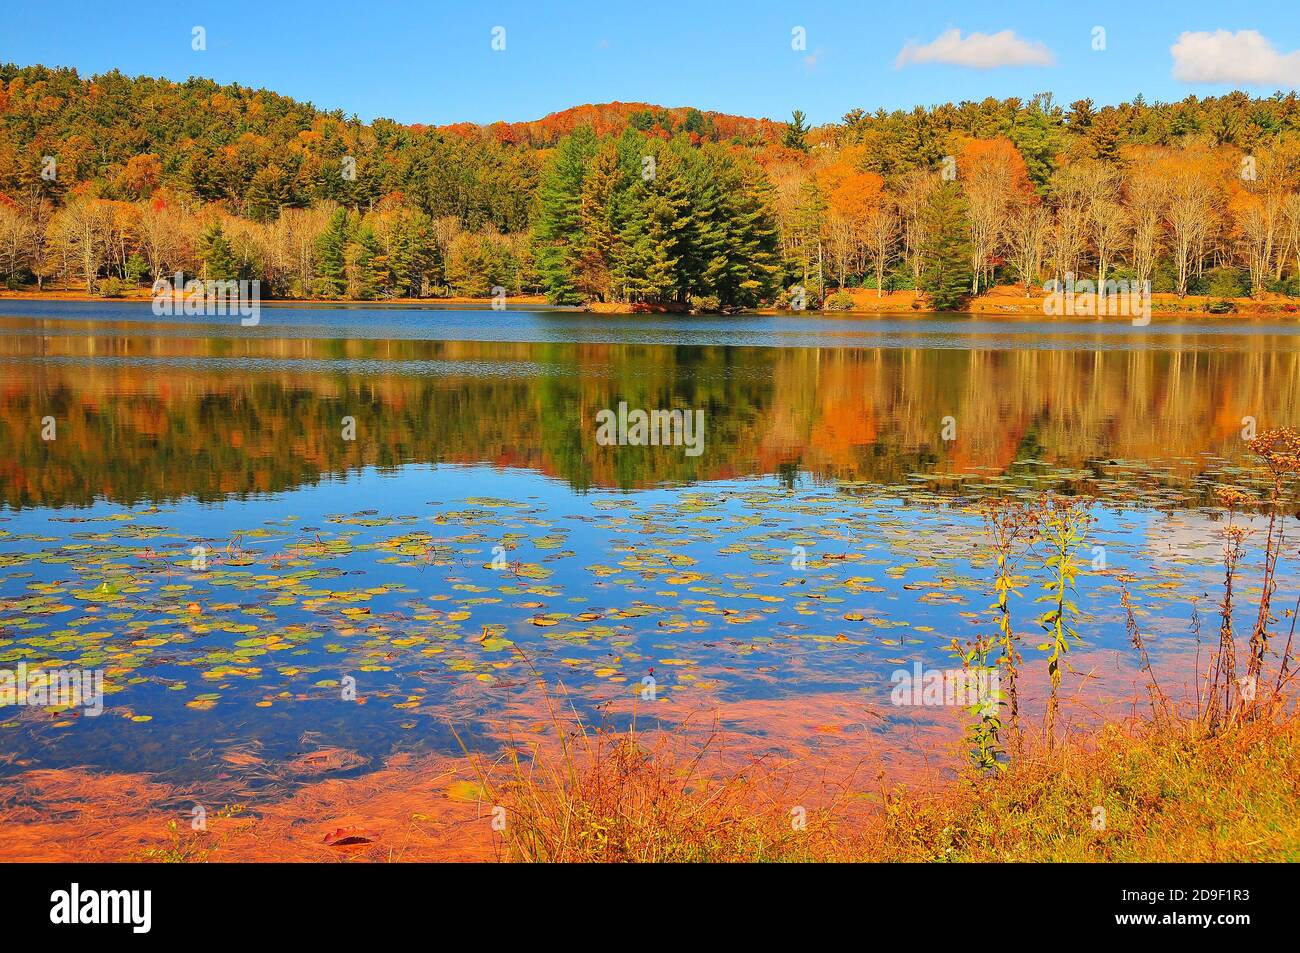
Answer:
[46, 196, 111, 293]
[864, 203, 898, 298]
[1003, 199, 1050, 298]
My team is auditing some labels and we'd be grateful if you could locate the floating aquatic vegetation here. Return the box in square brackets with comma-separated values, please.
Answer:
[0, 463, 1294, 795]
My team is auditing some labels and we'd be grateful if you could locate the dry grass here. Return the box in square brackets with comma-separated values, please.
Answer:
[466, 692, 1300, 863]
[458, 653, 856, 862]
[5, 702, 1296, 862]
[474, 729, 842, 862]
[869, 712, 1300, 862]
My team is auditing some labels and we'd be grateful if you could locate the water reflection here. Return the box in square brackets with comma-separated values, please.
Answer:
[1, 331, 1296, 509]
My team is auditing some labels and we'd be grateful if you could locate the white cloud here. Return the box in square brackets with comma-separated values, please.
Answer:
[1171, 30, 1300, 87]
[894, 29, 1054, 70]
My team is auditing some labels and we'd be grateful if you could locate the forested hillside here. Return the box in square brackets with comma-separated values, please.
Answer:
[3, 64, 1300, 310]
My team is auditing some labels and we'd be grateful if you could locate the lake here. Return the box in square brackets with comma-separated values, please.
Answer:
[1, 301, 1297, 801]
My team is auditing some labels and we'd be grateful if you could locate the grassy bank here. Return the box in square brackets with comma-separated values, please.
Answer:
[872, 716, 1300, 862]
[796, 285, 1300, 319]
[7, 698, 1294, 863]
[473, 710, 1300, 863]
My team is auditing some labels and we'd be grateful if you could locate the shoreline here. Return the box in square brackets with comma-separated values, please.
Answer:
[3, 286, 1299, 321]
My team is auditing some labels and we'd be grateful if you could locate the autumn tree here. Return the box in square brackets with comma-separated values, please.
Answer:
[958, 137, 1031, 294]
[275, 204, 333, 298]
[1162, 151, 1219, 297]
[816, 147, 885, 288]
[864, 201, 898, 297]
[46, 196, 109, 292]
[1123, 149, 1168, 289]
[137, 198, 192, 282]
[17, 189, 54, 290]
[1285, 193, 1300, 283]
[1002, 196, 1050, 296]
[0, 199, 32, 285]
[1233, 143, 1300, 294]
[1084, 163, 1126, 289]
[1047, 160, 1099, 285]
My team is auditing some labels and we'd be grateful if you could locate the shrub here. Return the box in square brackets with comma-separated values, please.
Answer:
[1206, 266, 1247, 299]
[687, 294, 721, 314]
[95, 277, 125, 298]
[823, 290, 855, 311]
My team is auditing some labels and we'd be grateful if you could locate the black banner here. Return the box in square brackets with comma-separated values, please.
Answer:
[0, 861, 1284, 940]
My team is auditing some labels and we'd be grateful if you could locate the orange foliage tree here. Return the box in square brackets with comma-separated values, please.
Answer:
[957, 137, 1032, 295]
[815, 146, 885, 289]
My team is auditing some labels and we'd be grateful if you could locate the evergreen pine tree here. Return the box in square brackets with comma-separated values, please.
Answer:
[346, 223, 381, 300]
[386, 218, 415, 297]
[783, 110, 810, 152]
[575, 142, 624, 302]
[791, 180, 827, 301]
[198, 221, 237, 281]
[679, 148, 729, 302]
[533, 127, 598, 304]
[388, 211, 440, 296]
[1010, 94, 1063, 189]
[613, 142, 690, 305]
[532, 128, 780, 311]
[920, 181, 974, 311]
[314, 208, 349, 297]
[245, 165, 290, 222]
[722, 160, 781, 307]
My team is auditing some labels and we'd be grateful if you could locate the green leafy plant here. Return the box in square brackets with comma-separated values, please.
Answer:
[949, 632, 1003, 772]
[980, 498, 1041, 755]
[1035, 497, 1092, 746]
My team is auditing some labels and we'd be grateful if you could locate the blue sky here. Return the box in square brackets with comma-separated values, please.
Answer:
[4, 1, 1300, 126]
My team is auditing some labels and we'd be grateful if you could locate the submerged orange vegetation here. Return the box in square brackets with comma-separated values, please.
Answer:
[0, 680, 966, 862]
[0, 655, 1238, 863]
[5, 696, 1295, 862]
[0, 756, 492, 862]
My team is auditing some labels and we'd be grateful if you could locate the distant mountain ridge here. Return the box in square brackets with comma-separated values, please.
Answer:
[430, 101, 783, 146]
